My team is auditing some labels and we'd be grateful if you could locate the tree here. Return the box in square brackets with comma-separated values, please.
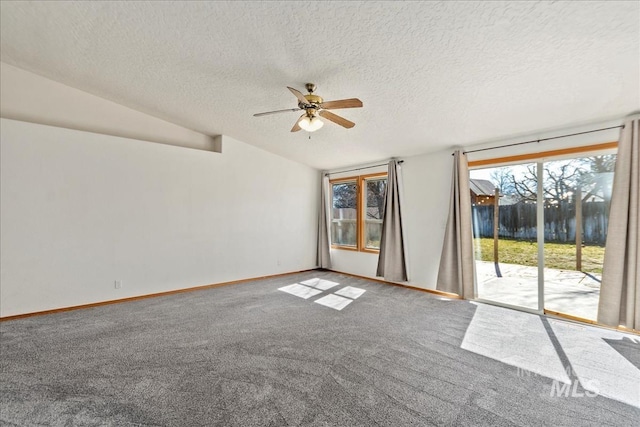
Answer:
[332, 179, 387, 217]
[543, 161, 583, 203]
[508, 155, 617, 204]
[366, 179, 387, 219]
[508, 160, 584, 204]
[490, 167, 515, 195]
[332, 182, 357, 209]
[509, 164, 538, 202]
[577, 154, 616, 203]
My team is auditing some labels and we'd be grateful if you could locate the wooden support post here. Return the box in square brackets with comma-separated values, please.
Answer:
[494, 188, 499, 263]
[576, 188, 582, 271]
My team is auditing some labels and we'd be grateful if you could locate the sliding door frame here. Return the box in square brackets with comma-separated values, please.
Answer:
[469, 141, 618, 318]
[537, 162, 545, 312]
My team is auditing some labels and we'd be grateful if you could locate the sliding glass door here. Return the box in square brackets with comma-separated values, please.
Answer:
[470, 149, 616, 320]
[542, 154, 615, 320]
[471, 163, 540, 311]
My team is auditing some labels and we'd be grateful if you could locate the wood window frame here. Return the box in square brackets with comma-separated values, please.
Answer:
[468, 141, 618, 168]
[330, 172, 388, 253]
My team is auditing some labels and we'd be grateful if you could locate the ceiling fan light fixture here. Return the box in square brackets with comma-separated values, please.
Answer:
[298, 115, 324, 132]
[253, 84, 361, 132]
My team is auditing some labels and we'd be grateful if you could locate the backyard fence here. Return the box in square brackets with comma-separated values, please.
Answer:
[472, 202, 609, 245]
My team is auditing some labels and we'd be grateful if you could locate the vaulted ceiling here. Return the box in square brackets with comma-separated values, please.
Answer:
[1, 1, 638, 169]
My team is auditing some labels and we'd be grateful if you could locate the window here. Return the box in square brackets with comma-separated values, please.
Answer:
[330, 173, 387, 252]
[364, 176, 387, 250]
[331, 180, 358, 248]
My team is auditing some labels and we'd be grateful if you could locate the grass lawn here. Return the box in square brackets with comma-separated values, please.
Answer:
[473, 238, 606, 274]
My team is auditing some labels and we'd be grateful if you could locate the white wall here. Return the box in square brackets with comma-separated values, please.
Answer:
[401, 150, 454, 287]
[0, 119, 319, 316]
[327, 154, 452, 289]
[0, 62, 219, 152]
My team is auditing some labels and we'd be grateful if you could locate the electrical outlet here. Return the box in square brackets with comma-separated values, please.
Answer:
[114, 280, 122, 289]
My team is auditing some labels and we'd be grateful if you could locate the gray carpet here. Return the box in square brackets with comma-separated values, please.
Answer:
[1, 270, 639, 426]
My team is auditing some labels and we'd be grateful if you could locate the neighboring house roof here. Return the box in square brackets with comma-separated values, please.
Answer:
[469, 179, 496, 196]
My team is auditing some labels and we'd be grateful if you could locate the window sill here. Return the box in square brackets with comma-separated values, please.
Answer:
[331, 245, 359, 252]
[361, 248, 381, 254]
[331, 245, 380, 254]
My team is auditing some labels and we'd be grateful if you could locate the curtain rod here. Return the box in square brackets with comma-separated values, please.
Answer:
[326, 160, 404, 176]
[456, 125, 624, 156]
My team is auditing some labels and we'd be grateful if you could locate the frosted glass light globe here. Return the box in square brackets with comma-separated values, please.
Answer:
[299, 116, 324, 132]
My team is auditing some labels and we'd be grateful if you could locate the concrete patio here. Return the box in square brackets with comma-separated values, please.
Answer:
[475, 261, 601, 320]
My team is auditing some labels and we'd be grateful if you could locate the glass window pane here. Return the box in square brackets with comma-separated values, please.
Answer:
[471, 163, 539, 310]
[364, 220, 382, 249]
[364, 178, 386, 249]
[331, 220, 357, 247]
[470, 152, 616, 320]
[542, 154, 615, 320]
[331, 181, 357, 247]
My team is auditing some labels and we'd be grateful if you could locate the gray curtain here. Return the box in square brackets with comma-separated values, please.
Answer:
[317, 173, 332, 269]
[436, 150, 475, 298]
[376, 160, 409, 281]
[598, 115, 639, 330]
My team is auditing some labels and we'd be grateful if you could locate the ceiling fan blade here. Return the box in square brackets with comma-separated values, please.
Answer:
[287, 86, 310, 105]
[319, 110, 355, 129]
[321, 98, 363, 110]
[291, 114, 305, 132]
[253, 108, 300, 117]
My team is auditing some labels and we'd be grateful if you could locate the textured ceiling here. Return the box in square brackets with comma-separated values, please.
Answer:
[1, 1, 638, 169]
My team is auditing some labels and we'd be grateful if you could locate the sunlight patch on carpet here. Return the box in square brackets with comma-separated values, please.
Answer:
[549, 319, 640, 408]
[278, 284, 323, 299]
[314, 294, 353, 311]
[300, 278, 340, 291]
[461, 303, 570, 383]
[334, 286, 366, 299]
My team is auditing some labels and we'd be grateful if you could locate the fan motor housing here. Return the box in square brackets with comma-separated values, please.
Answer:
[303, 94, 323, 105]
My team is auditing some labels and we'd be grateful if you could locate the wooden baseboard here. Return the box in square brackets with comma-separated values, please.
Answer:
[6, 268, 636, 337]
[543, 309, 597, 325]
[329, 270, 638, 335]
[617, 325, 640, 335]
[0, 269, 316, 321]
[544, 309, 639, 336]
[327, 269, 462, 299]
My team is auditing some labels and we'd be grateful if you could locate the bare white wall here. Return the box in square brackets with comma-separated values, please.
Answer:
[0, 119, 319, 317]
[401, 150, 453, 287]
[0, 62, 218, 152]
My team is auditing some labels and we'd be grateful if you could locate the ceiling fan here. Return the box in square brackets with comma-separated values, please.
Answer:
[253, 83, 363, 132]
